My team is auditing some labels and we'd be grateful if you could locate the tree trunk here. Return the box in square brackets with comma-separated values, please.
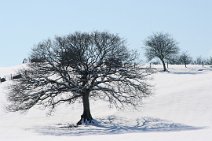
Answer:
[161, 59, 167, 71]
[77, 92, 93, 125]
[185, 63, 187, 68]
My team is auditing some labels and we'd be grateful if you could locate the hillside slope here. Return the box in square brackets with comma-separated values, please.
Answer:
[0, 65, 212, 141]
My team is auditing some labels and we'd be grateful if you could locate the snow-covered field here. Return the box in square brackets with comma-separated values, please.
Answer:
[0, 64, 212, 141]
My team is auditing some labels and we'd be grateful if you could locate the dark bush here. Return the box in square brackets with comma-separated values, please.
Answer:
[0, 78, 6, 82]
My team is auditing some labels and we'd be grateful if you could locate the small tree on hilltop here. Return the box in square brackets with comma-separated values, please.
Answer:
[168, 55, 180, 65]
[179, 52, 192, 68]
[194, 56, 206, 66]
[7, 31, 152, 125]
[206, 57, 212, 65]
[144, 33, 179, 71]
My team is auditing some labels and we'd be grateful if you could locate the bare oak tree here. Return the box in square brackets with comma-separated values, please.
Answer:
[144, 33, 179, 71]
[179, 52, 192, 68]
[7, 31, 152, 125]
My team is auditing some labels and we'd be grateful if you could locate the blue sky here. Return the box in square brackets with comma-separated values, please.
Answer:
[0, 0, 212, 67]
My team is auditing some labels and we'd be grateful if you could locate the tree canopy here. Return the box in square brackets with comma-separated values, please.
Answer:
[145, 33, 179, 71]
[179, 52, 192, 68]
[7, 31, 152, 125]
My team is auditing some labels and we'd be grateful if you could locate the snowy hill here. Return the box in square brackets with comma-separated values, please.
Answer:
[0, 64, 212, 141]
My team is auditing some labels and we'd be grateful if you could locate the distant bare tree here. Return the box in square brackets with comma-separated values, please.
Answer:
[194, 56, 206, 66]
[195, 56, 202, 65]
[144, 33, 179, 71]
[179, 52, 192, 68]
[7, 31, 152, 125]
[22, 58, 28, 64]
[168, 55, 180, 65]
[206, 57, 212, 65]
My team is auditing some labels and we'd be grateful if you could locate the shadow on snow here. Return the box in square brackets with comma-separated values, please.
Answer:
[30, 116, 204, 136]
[167, 67, 212, 75]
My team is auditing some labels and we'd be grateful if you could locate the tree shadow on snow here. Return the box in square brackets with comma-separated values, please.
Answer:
[169, 71, 203, 75]
[31, 116, 204, 136]
[167, 67, 212, 75]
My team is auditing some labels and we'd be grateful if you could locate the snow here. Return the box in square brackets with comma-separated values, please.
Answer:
[0, 64, 212, 141]
[0, 64, 26, 80]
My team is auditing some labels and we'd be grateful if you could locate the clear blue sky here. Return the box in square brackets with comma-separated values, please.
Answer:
[0, 0, 212, 67]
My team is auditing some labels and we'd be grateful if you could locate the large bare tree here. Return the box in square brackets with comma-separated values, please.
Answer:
[7, 31, 152, 125]
[144, 33, 179, 71]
